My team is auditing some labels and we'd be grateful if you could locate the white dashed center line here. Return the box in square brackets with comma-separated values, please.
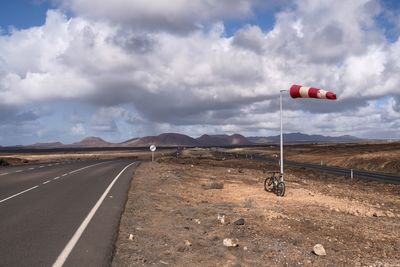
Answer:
[0, 173, 9, 176]
[0, 161, 107, 205]
[15, 170, 23, 173]
[0, 186, 39, 204]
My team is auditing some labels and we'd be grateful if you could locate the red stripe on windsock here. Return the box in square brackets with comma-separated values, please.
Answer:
[289, 85, 301, 98]
[308, 88, 319, 98]
[326, 92, 337, 100]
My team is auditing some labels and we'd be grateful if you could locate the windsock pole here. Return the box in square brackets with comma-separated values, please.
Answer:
[280, 90, 287, 181]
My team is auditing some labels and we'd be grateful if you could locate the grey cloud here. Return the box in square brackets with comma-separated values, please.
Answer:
[232, 25, 265, 54]
[57, 0, 255, 34]
[0, 107, 40, 124]
[111, 31, 157, 54]
[15, 111, 40, 121]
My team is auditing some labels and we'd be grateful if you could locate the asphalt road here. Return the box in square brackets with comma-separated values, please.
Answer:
[220, 152, 400, 184]
[250, 155, 400, 184]
[0, 159, 138, 267]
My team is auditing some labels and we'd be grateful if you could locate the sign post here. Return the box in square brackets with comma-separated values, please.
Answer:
[150, 145, 156, 162]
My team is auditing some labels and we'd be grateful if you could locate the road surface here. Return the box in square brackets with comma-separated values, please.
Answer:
[222, 152, 400, 184]
[0, 159, 138, 267]
[251, 155, 400, 184]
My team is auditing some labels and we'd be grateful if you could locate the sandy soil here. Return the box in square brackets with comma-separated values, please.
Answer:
[113, 151, 400, 267]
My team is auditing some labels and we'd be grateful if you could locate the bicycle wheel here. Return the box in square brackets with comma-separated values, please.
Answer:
[276, 182, 285, 197]
[264, 177, 274, 192]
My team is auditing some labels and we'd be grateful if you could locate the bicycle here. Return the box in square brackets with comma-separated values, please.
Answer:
[264, 171, 285, 197]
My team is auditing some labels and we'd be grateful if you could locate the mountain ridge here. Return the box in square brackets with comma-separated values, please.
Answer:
[25, 132, 364, 148]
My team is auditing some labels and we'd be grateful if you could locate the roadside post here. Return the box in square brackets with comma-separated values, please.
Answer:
[150, 145, 156, 162]
[351, 169, 354, 179]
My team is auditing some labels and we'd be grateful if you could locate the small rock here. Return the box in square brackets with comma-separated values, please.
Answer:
[218, 213, 229, 224]
[228, 169, 231, 173]
[223, 238, 239, 247]
[234, 218, 245, 225]
[243, 246, 248, 251]
[193, 219, 201, 224]
[386, 211, 395, 218]
[313, 244, 326, 256]
[159, 260, 169, 265]
[128, 234, 134, 241]
[184, 240, 192, 246]
[177, 246, 188, 252]
[203, 181, 224, 190]
[373, 211, 385, 217]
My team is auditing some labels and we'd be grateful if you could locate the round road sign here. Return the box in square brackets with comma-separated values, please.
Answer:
[150, 145, 157, 152]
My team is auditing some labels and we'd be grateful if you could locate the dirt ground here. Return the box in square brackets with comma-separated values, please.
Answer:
[113, 150, 400, 267]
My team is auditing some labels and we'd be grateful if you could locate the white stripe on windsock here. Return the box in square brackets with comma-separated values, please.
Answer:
[299, 86, 310, 98]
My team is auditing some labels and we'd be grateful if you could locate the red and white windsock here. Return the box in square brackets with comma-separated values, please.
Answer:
[290, 85, 337, 100]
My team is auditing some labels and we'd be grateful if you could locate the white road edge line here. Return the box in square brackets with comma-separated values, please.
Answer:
[43, 180, 51, 185]
[52, 161, 137, 267]
[54, 176, 60, 180]
[0, 186, 39, 204]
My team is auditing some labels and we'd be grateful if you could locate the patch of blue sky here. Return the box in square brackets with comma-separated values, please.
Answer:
[375, 0, 400, 43]
[0, 0, 52, 34]
[375, 95, 392, 109]
[224, 7, 279, 37]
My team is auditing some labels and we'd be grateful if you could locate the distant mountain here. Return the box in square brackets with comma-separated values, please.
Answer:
[197, 134, 253, 146]
[119, 137, 140, 147]
[249, 132, 362, 144]
[247, 136, 270, 144]
[71, 137, 112, 147]
[130, 133, 200, 147]
[28, 142, 64, 148]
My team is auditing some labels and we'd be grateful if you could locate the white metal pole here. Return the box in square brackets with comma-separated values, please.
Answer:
[280, 91, 284, 179]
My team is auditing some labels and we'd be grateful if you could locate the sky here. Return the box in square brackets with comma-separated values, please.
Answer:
[1, 0, 400, 146]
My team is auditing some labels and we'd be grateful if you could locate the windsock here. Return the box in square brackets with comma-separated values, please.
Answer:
[290, 85, 337, 100]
